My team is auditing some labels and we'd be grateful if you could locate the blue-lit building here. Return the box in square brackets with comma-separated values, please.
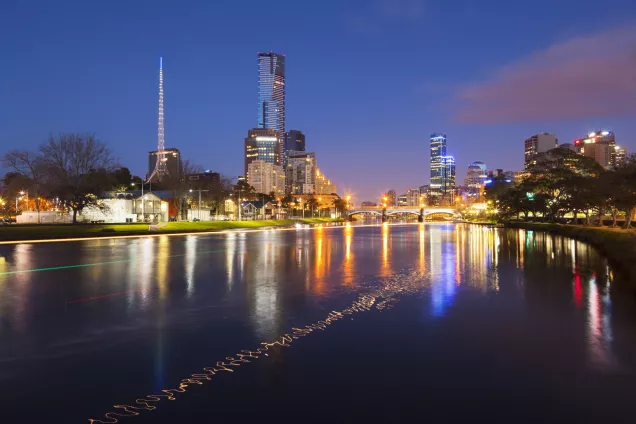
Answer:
[430, 133, 447, 192]
[429, 134, 456, 205]
[483, 169, 514, 196]
[257, 52, 285, 136]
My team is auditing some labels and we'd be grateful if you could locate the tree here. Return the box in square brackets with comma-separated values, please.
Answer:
[39, 133, 116, 223]
[333, 197, 347, 218]
[111, 167, 133, 191]
[306, 194, 320, 217]
[612, 156, 636, 228]
[2, 150, 46, 221]
[232, 179, 255, 202]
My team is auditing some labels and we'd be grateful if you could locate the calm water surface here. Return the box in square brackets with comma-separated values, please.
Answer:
[1, 223, 635, 423]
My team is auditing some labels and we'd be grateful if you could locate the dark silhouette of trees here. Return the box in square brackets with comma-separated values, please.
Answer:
[39, 133, 116, 223]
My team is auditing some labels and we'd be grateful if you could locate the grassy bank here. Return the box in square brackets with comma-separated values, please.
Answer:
[504, 221, 636, 282]
[0, 218, 345, 242]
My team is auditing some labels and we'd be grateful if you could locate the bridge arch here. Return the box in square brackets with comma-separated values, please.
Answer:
[347, 210, 383, 217]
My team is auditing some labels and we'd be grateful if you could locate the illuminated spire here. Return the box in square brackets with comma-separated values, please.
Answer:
[148, 57, 168, 182]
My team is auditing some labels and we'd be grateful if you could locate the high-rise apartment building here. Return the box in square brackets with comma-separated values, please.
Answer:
[574, 130, 616, 168]
[247, 160, 285, 197]
[258, 52, 285, 136]
[148, 148, 181, 181]
[524, 133, 558, 170]
[244, 128, 281, 176]
[286, 151, 316, 194]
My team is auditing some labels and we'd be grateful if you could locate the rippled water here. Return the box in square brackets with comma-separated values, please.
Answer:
[0, 223, 635, 423]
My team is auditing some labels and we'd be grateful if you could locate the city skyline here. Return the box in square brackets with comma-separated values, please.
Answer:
[2, 0, 636, 202]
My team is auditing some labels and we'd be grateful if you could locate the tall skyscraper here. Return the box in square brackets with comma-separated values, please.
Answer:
[429, 134, 456, 205]
[244, 128, 281, 176]
[574, 130, 616, 168]
[430, 133, 447, 192]
[525, 133, 558, 170]
[258, 52, 285, 136]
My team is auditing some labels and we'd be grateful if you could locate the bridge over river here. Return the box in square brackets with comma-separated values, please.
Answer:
[347, 206, 456, 221]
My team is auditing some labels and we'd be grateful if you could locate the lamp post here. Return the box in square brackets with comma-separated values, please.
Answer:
[230, 193, 242, 221]
[19, 190, 28, 212]
[189, 188, 209, 220]
[131, 182, 146, 222]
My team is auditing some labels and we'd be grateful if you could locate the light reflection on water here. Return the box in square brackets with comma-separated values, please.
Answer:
[0, 223, 632, 422]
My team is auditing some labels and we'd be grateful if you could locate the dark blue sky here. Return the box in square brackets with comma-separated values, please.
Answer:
[2, 0, 635, 202]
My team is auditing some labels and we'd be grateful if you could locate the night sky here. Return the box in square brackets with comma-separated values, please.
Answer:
[2, 0, 635, 202]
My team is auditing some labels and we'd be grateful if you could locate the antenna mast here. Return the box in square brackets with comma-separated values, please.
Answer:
[148, 57, 168, 182]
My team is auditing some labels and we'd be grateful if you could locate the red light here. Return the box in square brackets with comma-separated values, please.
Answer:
[575, 140, 580, 144]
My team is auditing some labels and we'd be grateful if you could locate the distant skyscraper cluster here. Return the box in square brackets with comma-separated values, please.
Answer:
[246, 52, 336, 197]
[522, 129, 626, 172]
[379, 134, 457, 208]
[574, 130, 623, 169]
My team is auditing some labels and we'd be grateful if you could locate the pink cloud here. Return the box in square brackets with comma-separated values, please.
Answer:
[455, 25, 636, 124]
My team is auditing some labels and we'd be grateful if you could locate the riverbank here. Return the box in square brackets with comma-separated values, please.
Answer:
[0, 218, 345, 243]
[504, 221, 636, 283]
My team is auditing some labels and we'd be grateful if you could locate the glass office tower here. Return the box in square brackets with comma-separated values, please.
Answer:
[258, 52, 285, 136]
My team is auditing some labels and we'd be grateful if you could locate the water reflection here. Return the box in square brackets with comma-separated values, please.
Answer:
[0, 223, 629, 423]
[381, 223, 390, 276]
[185, 236, 197, 297]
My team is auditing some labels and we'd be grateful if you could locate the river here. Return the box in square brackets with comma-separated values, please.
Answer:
[0, 223, 635, 423]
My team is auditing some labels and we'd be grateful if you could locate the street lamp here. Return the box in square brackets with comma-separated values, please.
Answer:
[189, 188, 209, 220]
[19, 190, 28, 212]
[131, 182, 146, 222]
[230, 193, 242, 221]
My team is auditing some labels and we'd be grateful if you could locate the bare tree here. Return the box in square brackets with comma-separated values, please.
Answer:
[39, 133, 116, 223]
[2, 150, 45, 221]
